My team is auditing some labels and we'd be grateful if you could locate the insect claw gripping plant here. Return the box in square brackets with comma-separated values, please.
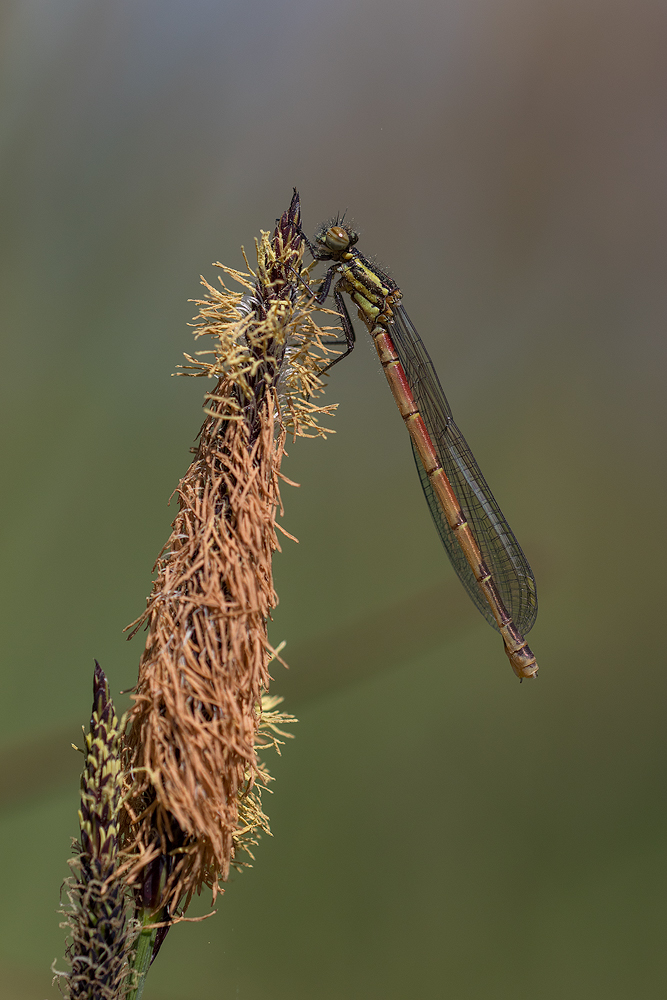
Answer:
[54, 191, 338, 999]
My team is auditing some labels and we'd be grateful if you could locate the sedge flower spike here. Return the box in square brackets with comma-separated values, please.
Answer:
[53, 663, 137, 1000]
[119, 190, 336, 927]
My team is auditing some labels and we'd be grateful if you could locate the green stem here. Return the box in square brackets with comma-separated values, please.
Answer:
[127, 908, 159, 1000]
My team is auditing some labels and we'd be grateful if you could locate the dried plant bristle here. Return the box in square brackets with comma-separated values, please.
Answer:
[181, 226, 339, 439]
[119, 192, 335, 916]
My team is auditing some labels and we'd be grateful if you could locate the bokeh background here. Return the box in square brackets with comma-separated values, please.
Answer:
[1, 0, 666, 997]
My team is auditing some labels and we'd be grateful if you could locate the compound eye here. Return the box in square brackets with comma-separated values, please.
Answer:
[325, 226, 351, 252]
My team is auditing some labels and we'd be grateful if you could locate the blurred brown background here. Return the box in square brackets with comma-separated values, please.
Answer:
[1, 1, 666, 997]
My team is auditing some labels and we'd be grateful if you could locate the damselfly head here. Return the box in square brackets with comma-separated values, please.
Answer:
[324, 225, 350, 252]
[316, 222, 359, 255]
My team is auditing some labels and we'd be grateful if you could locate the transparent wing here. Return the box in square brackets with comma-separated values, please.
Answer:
[389, 304, 538, 635]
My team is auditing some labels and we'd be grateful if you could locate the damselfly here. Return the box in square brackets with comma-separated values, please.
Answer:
[300, 218, 539, 679]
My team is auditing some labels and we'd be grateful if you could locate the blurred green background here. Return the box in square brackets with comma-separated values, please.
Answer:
[1, 1, 666, 997]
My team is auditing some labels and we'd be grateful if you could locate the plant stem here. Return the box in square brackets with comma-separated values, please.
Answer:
[127, 908, 159, 1000]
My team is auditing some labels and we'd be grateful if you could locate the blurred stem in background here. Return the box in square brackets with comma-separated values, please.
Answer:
[54, 191, 338, 998]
